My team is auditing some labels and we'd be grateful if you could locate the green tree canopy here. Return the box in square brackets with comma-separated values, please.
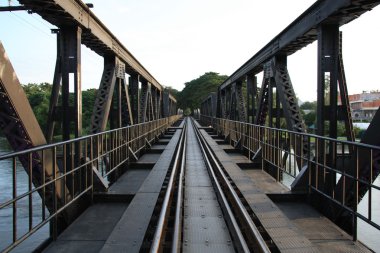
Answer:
[164, 86, 180, 100]
[177, 72, 227, 111]
[22, 83, 97, 137]
[23, 83, 52, 132]
[300, 101, 317, 110]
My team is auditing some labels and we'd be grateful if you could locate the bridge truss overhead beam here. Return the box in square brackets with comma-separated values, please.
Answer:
[17, 0, 163, 92]
[219, 0, 379, 90]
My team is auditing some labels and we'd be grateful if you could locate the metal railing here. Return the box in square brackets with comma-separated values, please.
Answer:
[0, 115, 180, 252]
[200, 115, 380, 241]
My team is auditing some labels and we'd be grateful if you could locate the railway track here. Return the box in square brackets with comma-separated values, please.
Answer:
[142, 117, 277, 252]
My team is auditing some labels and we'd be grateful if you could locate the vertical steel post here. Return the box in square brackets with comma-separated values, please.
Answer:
[162, 91, 170, 118]
[317, 24, 339, 204]
[235, 80, 246, 122]
[246, 73, 257, 124]
[129, 73, 140, 124]
[46, 30, 62, 143]
[140, 79, 148, 123]
[268, 80, 273, 128]
[60, 26, 82, 141]
[317, 24, 339, 139]
[216, 87, 222, 118]
[91, 55, 116, 133]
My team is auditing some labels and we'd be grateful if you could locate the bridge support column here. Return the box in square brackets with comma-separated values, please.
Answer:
[47, 27, 83, 143]
[129, 73, 140, 124]
[140, 80, 153, 123]
[210, 93, 217, 118]
[90, 55, 132, 185]
[255, 56, 307, 181]
[157, 88, 162, 119]
[45, 27, 84, 204]
[317, 25, 355, 140]
[46, 27, 83, 142]
[0, 41, 73, 237]
[91, 56, 132, 133]
[218, 88, 227, 119]
[246, 73, 257, 124]
[231, 80, 246, 122]
[162, 91, 170, 118]
[307, 24, 358, 235]
[316, 25, 355, 197]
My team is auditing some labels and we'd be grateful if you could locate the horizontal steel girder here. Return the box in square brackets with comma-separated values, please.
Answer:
[17, 0, 163, 91]
[219, 0, 380, 90]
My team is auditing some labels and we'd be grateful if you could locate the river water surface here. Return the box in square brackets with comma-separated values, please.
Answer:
[0, 138, 49, 252]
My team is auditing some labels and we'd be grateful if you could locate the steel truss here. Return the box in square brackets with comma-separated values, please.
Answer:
[200, 0, 380, 237]
[0, 42, 71, 223]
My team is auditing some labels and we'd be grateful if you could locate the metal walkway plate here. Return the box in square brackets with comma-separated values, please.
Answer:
[183, 121, 235, 253]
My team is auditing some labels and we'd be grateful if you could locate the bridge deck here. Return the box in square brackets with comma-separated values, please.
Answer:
[200, 128, 370, 252]
[44, 125, 183, 252]
[43, 119, 371, 252]
[183, 119, 234, 253]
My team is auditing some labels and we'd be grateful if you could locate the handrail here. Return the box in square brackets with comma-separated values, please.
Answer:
[0, 116, 180, 160]
[0, 116, 181, 252]
[200, 115, 380, 242]
[200, 115, 380, 151]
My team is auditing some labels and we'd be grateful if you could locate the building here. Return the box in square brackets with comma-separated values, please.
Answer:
[347, 91, 380, 122]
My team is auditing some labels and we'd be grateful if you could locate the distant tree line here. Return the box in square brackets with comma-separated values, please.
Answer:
[23, 72, 227, 137]
[21, 79, 363, 140]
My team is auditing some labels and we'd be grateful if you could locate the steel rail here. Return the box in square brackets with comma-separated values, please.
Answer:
[171, 122, 187, 253]
[190, 118, 250, 253]
[191, 117, 271, 253]
[150, 121, 187, 253]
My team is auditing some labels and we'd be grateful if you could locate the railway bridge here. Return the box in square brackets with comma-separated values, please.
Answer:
[1, 0, 380, 252]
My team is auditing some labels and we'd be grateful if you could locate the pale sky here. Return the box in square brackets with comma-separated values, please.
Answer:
[0, 0, 379, 102]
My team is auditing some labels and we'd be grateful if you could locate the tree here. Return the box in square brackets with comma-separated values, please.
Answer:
[82, 89, 97, 134]
[178, 72, 228, 111]
[303, 111, 316, 127]
[23, 83, 52, 131]
[22, 83, 98, 137]
[300, 101, 317, 110]
[163, 86, 180, 99]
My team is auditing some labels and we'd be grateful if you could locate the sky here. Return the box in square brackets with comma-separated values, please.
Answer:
[0, 0, 379, 102]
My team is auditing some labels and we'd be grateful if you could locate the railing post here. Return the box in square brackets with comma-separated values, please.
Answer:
[353, 147, 359, 241]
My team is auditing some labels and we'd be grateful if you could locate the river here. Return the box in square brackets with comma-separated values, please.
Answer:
[0, 137, 49, 252]
[0, 137, 379, 251]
